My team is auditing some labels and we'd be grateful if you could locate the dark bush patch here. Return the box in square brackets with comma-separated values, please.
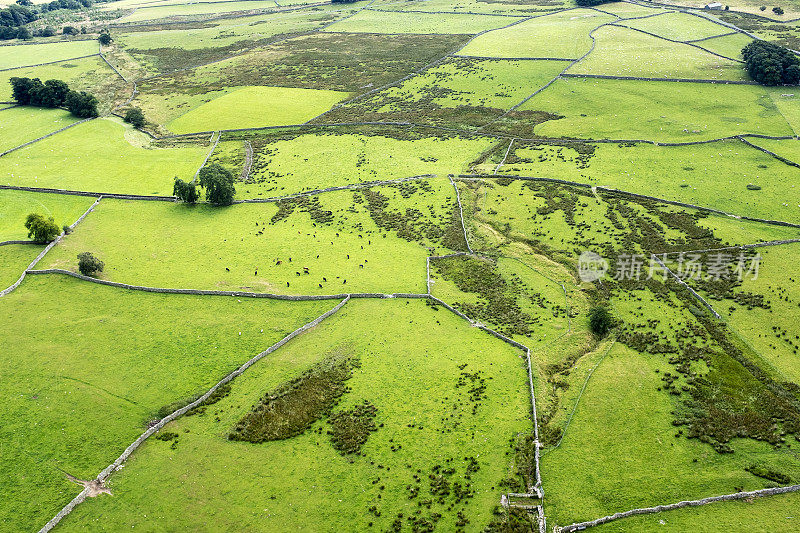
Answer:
[745, 464, 792, 484]
[229, 352, 358, 443]
[327, 400, 378, 455]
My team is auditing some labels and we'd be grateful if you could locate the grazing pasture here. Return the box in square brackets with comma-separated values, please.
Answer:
[0, 118, 208, 195]
[55, 298, 532, 532]
[0, 189, 93, 241]
[167, 85, 348, 133]
[0, 40, 99, 70]
[0, 274, 330, 530]
[0, 107, 79, 154]
[322, 9, 517, 34]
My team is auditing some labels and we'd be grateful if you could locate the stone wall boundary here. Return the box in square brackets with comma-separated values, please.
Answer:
[37, 295, 351, 533]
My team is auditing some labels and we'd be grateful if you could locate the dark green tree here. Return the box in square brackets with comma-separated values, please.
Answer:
[77, 251, 104, 277]
[773, 6, 784, 14]
[173, 178, 199, 203]
[124, 107, 145, 128]
[37, 79, 70, 107]
[198, 163, 235, 205]
[98, 31, 111, 45]
[588, 306, 614, 338]
[742, 40, 800, 85]
[24, 213, 60, 243]
[65, 90, 99, 118]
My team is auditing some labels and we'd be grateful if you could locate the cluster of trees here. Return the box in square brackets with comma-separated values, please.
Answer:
[742, 40, 800, 86]
[575, 0, 611, 6]
[24, 213, 60, 243]
[174, 164, 236, 206]
[10, 77, 99, 118]
[1, 0, 96, 40]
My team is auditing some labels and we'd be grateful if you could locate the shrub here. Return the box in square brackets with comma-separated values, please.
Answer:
[773, 6, 784, 14]
[123, 107, 145, 129]
[746, 183, 762, 190]
[77, 251, 104, 277]
[62, 25, 79, 35]
[24, 213, 60, 243]
[198, 163, 235, 206]
[742, 40, 799, 85]
[588, 306, 614, 338]
[761, 5, 767, 10]
[98, 31, 111, 45]
[173, 178, 199, 203]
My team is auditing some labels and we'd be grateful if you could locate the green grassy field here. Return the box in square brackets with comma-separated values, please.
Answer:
[0, 244, 39, 288]
[323, 8, 515, 34]
[0, 40, 99, 70]
[568, 25, 748, 80]
[0, 188, 93, 241]
[167, 85, 348, 133]
[458, 9, 616, 59]
[0, 274, 331, 530]
[372, 0, 567, 15]
[55, 297, 532, 532]
[695, 31, 754, 59]
[0, 118, 208, 195]
[485, 139, 800, 223]
[621, 11, 734, 42]
[0, 107, 80, 153]
[522, 77, 793, 142]
[41, 192, 435, 294]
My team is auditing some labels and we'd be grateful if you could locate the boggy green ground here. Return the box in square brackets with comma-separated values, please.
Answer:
[57, 298, 532, 532]
[0, 274, 331, 531]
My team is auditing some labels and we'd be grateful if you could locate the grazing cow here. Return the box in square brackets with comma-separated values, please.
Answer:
[323, 277, 327, 282]
[343, 279, 347, 284]
[276, 260, 282, 265]
[225, 267, 230, 272]
[296, 272, 301, 276]
[319, 283, 323, 288]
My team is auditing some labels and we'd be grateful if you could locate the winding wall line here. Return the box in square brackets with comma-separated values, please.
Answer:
[0, 197, 102, 298]
[0, 117, 95, 158]
[0, 53, 101, 73]
[652, 254, 721, 319]
[558, 484, 800, 532]
[37, 295, 352, 533]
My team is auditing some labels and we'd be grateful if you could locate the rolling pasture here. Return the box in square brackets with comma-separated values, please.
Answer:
[2, 0, 800, 532]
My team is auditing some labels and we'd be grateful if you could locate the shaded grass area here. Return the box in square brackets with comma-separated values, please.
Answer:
[0, 107, 79, 154]
[0, 118, 208, 195]
[0, 274, 330, 531]
[57, 298, 531, 532]
[0, 189, 93, 241]
[41, 188, 446, 294]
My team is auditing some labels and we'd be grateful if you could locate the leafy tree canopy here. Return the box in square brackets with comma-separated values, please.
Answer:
[198, 163, 236, 206]
[742, 40, 800, 86]
[24, 213, 60, 244]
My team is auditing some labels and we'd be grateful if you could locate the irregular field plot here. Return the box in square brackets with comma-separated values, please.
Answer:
[747, 137, 800, 164]
[41, 189, 443, 294]
[0, 118, 208, 195]
[0, 188, 93, 241]
[621, 11, 734, 42]
[217, 132, 492, 197]
[542, 342, 800, 527]
[371, 0, 566, 15]
[57, 298, 532, 532]
[568, 25, 747, 80]
[323, 9, 516, 34]
[524, 78, 793, 142]
[458, 9, 615, 59]
[0, 40, 98, 70]
[0, 274, 331, 530]
[0, 107, 79, 153]
[695, 31, 755, 60]
[167, 85, 348, 134]
[767, 89, 800, 136]
[492, 139, 800, 223]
